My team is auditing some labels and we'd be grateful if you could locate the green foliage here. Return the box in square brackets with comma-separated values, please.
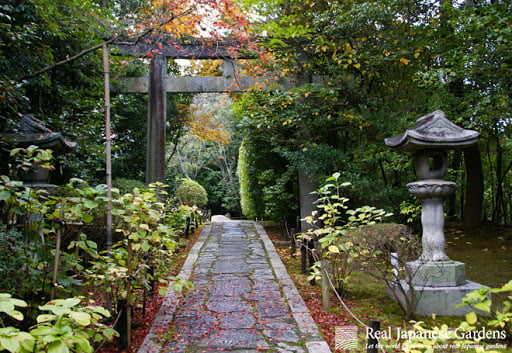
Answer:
[0, 227, 45, 299]
[304, 172, 392, 292]
[9, 145, 54, 175]
[457, 280, 512, 337]
[0, 293, 28, 323]
[238, 0, 512, 224]
[237, 135, 296, 221]
[175, 178, 208, 208]
[197, 168, 240, 216]
[0, 295, 116, 353]
[167, 93, 242, 216]
[86, 183, 189, 307]
[0, 0, 194, 186]
[237, 137, 261, 219]
[0, 0, 114, 183]
[1, 164, 191, 319]
[400, 201, 422, 224]
[113, 178, 146, 195]
[0, 176, 109, 303]
[233, 83, 406, 221]
[50, 178, 110, 224]
[259, 169, 297, 221]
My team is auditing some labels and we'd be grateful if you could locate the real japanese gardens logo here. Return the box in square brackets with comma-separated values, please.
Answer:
[334, 326, 359, 350]
[334, 325, 508, 352]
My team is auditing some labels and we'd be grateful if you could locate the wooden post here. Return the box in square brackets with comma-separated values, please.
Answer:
[116, 299, 129, 351]
[366, 319, 380, 353]
[308, 239, 316, 285]
[300, 243, 307, 274]
[50, 203, 65, 300]
[103, 43, 113, 252]
[146, 55, 167, 184]
[289, 227, 296, 256]
[185, 216, 191, 238]
[321, 259, 331, 310]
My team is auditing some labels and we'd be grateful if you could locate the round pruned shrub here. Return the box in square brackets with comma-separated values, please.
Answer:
[175, 178, 208, 208]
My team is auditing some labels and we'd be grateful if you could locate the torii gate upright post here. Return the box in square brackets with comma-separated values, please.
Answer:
[146, 55, 167, 184]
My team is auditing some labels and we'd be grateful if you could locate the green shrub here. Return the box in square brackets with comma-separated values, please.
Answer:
[237, 137, 258, 218]
[304, 172, 392, 294]
[0, 227, 43, 300]
[112, 178, 146, 195]
[237, 137, 295, 220]
[174, 178, 208, 208]
[349, 222, 420, 264]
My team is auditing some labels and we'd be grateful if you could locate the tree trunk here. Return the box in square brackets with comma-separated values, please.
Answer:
[493, 135, 506, 223]
[462, 144, 483, 229]
[448, 150, 461, 218]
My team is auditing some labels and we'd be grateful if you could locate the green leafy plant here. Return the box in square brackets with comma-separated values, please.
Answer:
[0, 172, 194, 348]
[400, 200, 421, 224]
[0, 176, 107, 306]
[0, 227, 45, 300]
[0, 294, 116, 353]
[112, 178, 146, 195]
[457, 280, 512, 338]
[85, 182, 191, 347]
[9, 145, 54, 183]
[303, 172, 392, 294]
[0, 175, 48, 238]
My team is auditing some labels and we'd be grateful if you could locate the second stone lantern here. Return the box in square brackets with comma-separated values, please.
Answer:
[385, 110, 487, 316]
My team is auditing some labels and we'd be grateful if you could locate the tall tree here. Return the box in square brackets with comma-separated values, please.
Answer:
[234, 0, 511, 224]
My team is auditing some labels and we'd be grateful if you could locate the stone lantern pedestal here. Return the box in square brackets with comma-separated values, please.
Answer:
[385, 110, 488, 316]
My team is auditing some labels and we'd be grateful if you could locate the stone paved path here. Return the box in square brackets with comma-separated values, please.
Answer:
[138, 219, 331, 353]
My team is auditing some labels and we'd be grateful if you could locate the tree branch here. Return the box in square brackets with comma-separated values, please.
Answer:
[16, 38, 117, 81]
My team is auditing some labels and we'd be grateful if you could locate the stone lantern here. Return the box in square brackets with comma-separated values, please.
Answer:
[385, 110, 487, 316]
[2, 114, 76, 189]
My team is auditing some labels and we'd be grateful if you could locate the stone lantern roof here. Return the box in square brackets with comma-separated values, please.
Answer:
[384, 110, 479, 152]
[2, 115, 76, 155]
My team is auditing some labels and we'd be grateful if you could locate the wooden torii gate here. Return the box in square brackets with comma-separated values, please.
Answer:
[115, 38, 287, 183]
[114, 38, 321, 229]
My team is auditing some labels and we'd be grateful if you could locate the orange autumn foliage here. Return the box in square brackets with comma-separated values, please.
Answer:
[147, 0, 250, 40]
[178, 104, 230, 145]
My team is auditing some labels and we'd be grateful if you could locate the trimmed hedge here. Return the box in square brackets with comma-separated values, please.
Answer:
[175, 178, 208, 207]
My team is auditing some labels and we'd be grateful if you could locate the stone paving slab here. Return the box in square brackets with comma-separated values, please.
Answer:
[138, 220, 331, 353]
